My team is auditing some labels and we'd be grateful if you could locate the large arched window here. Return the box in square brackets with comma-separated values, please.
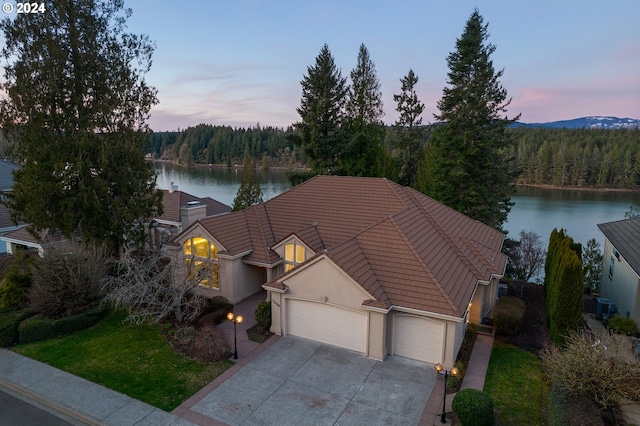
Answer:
[184, 237, 219, 289]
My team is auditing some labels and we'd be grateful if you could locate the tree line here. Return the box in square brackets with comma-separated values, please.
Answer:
[149, 124, 640, 189]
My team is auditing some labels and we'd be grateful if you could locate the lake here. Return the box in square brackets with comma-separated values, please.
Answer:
[154, 161, 637, 249]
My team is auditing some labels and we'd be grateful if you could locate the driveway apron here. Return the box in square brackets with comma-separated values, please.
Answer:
[187, 336, 437, 425]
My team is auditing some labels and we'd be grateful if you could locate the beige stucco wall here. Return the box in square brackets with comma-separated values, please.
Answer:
[600, 238, 640, 325]
[443, 319, 466, 369]
[273, 256, 390, 360]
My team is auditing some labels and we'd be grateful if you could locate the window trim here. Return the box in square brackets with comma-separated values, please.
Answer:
[184, 237, 220, 290]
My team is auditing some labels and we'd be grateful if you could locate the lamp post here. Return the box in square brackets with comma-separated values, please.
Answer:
[434, 363, 459, 424]
[227, 312, 243, 359]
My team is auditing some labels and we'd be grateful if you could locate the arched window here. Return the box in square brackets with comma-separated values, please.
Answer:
[184, 237, 219, 289]
[284, 242, 305, 272]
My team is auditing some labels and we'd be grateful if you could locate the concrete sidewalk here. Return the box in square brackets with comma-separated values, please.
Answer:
[421, 332, 494, 425]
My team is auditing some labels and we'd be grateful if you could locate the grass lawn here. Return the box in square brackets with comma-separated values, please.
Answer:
[13, 310, 233, 411]
[484, 342, 548, 425]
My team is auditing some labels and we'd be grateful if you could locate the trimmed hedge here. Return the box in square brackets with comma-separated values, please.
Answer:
[494, 296, 526, 336]
[548, 383, 603, 426]
[452, 388, 494, 426]
[0, 309, 34, 347]
[18, 305, 108, 344]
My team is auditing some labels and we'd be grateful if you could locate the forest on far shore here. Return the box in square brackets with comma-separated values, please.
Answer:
[147, 125, 640, 190]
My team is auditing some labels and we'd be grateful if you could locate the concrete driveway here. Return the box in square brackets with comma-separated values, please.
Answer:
[187, 336, 437, 425]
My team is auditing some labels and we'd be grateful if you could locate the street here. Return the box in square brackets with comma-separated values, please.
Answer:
[0, 389, 72, 426]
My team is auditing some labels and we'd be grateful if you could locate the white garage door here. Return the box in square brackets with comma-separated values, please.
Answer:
[286, 299, 367, 353]
[393, 314, 444, 363]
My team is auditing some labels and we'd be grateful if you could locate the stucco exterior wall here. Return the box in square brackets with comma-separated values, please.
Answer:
[443, 320, 465, 370]
[600, 238, 640, 325]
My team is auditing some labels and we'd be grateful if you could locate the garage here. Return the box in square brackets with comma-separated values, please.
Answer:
[392, 314, 444, 363]
[286, 299, 367, 353]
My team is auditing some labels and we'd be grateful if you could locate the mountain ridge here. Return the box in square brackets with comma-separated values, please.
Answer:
[513, 116, 639, 129]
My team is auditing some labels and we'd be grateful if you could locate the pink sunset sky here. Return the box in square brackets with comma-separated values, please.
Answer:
[4, 0, 639, 130]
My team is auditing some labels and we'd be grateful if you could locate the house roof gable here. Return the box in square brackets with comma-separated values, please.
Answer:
[158, 189, 231, 223]
[598, 217, 640, 276]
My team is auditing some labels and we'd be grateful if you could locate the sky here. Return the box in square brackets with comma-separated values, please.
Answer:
[7, 0, 640, 131]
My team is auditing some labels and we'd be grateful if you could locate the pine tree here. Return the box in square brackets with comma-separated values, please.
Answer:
[393, 69, 425, 187]
[415, 9, 520, 230]
[289, 44, 348, 174]
[0, 0, 161, 253]
[341, 44, 386, 176]
[232, 155, 263, 211]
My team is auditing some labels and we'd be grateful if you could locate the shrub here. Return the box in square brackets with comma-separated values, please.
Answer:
[255, 301, 271, 330]
[193, 325, 231, 362]
[0, 309, 34, 347]
[0, 250, 35, 309]
[18, 305, 108, 343]
[452, 388, 494, 426]
[607, 316, 637, 336]
[493, 296, 526, 335]
[447, 324, 478, 393]
[29, 241, 108, 319]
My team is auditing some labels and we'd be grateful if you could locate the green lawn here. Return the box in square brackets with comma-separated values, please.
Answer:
[13, 310, 233, 411]
[484, 342, 548, 425]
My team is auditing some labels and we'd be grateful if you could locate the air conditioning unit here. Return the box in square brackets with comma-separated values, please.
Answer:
[595, 297, 615, 320]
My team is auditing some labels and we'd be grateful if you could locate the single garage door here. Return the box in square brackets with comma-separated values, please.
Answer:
[393, 314, 444, 363]
[286, 299, 367, 353]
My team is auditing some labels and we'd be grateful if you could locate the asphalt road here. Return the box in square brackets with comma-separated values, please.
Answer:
[0, 389, 72, 426]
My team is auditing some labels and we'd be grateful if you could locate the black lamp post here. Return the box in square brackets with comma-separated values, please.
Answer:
[227, 312, 243, 359]
[434, 363, 459, 424]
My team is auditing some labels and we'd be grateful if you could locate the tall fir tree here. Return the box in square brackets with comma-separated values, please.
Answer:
[232, 154, 263, 211]
[415, 9, 520, 230]
[0, 0, 162, 253]
[341, 44, 386, 176]
[393, 69, 426, 187]
[288, 44, 348, 175]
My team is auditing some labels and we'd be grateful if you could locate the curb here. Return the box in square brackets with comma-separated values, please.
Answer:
[0, 377, 103, 426]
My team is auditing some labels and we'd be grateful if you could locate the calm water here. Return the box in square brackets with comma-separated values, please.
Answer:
[154, 161, 637, 249]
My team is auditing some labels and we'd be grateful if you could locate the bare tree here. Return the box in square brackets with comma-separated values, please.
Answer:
[541, 330, 640, 412]
[507, 229, 546, 284]
[101, 251, 207, 326]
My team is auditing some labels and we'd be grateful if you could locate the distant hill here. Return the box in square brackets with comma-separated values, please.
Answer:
[513, 116, 640, 129]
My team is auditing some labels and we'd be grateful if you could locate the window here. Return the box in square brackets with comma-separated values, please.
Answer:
[609, 255, 615, 279]
[284, 242, 305, 272]
[184, 237, 219, 289]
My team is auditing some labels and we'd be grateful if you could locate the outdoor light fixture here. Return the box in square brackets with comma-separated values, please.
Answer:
[227, 312, 243, 359]
[434, 363, 459, 424]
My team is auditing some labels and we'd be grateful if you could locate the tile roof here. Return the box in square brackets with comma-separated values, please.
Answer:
[196, 175, 506, 318]
[598, 217, 640, 276]
[157, 189, 231, 223]
[1, 226, 66, 246]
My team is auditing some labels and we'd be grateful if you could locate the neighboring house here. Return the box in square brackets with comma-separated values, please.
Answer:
[597, 217, 640, 325]
[151, 183, 231, 245]
[169, 175, 506, 367]
[2, 227, 66, 257]
[0, 160, 23, 254]
[0, 182, 230, 255]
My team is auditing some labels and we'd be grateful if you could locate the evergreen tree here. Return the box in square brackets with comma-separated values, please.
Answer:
[341, 44, 386, 176]
[232, 155, 263, 211]
[393, 69, 425, 186]
[415, 9, 520, 230]
[289, 44, 348, 174]
[582, 238, 603, 292]
[0, 0, 161, 253]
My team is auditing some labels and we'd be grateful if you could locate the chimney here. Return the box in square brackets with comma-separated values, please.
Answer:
[169, 181, 179, 193]
[180, 201, 206, 229]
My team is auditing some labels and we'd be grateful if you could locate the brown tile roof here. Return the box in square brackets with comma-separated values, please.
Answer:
[157, 189, 230, 223]
[598, 217, 640, 276]
[197, 175, 506, 318]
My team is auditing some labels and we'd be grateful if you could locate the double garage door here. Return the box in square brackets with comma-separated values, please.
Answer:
[392, 314, 444, 364]
[286, 299, 367, 353]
